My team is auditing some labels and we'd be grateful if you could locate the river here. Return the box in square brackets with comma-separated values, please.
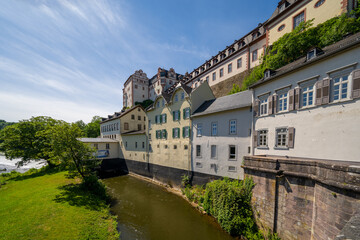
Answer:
[0, 155, 47, 173]
[103, 175, 234, 240]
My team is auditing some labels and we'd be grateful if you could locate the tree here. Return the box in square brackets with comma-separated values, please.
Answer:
[75, 120, 86, 133]
[0, 116, 59, 167]
[84, 116, 101, 138]
[0, 120, 16, 131]
[49, 122, 100, 180]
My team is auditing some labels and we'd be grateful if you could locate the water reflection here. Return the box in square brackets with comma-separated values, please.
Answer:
[103, 175, 234, 240]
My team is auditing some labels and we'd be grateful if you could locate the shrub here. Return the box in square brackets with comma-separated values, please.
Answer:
[181, 174, 191, 187]
[82, 175, 109, 201]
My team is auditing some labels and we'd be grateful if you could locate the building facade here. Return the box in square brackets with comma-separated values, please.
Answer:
[191, 90, 253, 180]
[251, 32, 360, 161]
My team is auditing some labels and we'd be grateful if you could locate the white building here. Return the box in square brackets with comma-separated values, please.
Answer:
[250, 32, 360, 162]
[191, 90, 253, 180]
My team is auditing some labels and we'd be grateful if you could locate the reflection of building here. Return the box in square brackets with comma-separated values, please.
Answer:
[122, 68, 184, 108]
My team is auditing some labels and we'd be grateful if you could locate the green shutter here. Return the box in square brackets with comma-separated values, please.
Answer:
[173, 111, 175, 121]
[182, 127, 185, 138]
[172, 128, 175, 138]
[183, 109, 185, 119]
[164, 114, 167, 123]
[155, 115, 158, 124]
[165, 130, 167, 139]
[188, 127, 191, 138]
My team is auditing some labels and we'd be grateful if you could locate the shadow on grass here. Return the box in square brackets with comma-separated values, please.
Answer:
[53, 183, 106, 211]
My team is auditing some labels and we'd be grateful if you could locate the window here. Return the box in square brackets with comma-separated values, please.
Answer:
[212, 72, 216, 81]
[149, 133, 152, 140]
[124, 122, 129, 130]
[156, 130, 161, 139]
[135, 142, 138, 148]
[229, 120, 236, 135]
[106, 143, 110, 149]
[237, 58, 242, 69]
[135, 84, 138, 89]
[293, 11, 305, 29]
[278, 92, 288, 111]
[220, 68, 224, 77]
[183, 108, 190, 119]
[211, 145, 217, 159]
[278, 24, 285, 32]
[276, 128, 287, 148]
[197, 123, 202, 137]
[173, 128, 180, 138]
[302, 86, 314, 107]
[183, 126, 190, 138]
[228, 166, 236, 172]
[174, 145, 177, 149]
[162, 129, 167, 139]
[161, 114, 167, 123]
[156, 101, 160, 108]
[196, 145, 201, 158]
[196, 162, 202, 168]
[228, 63, 232, 73]
[181, 92, 185, 100]
[258, 130, 268, 147]
[229, 145, 236, 160]
[206, 76, 209, 82]
[162, 99, 165, 107]
[315, 0, 325, 8]
[131, 114, 135, 120]
[138, 116, 141, 120]
[260, 98, 268, 115]
[173, 110, 180, 121]
[333, 75, 349, 101]
[138, 124, 141, 131]
[94, 144, 98, 150]
[142, 142, 145, 148]
[211, 122, 217, 136]
[252, 50, 258, 62]
[174, 94, 178, 102]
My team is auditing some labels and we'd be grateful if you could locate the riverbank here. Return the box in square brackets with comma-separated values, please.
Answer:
[0, 155, 47, 174]
[0, 169, 119, 240]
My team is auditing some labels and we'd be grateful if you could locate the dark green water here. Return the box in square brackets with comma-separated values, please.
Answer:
[103, 175, 234, 240]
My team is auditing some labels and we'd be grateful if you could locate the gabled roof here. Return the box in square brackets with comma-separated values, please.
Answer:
[192, 90, 252, 117]
[101, 105, 145, 123]
[266, 0, 298, 26]
[121, 130, 146, 135]
[78, 138, 118, 143]
[250, 32, 360, 88]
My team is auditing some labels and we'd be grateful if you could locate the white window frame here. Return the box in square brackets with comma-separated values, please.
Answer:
[293, 11, 305, 29]
[228, 166, 236, 172]
[197, 123, 202, 137]
[332, 75, 350, 102]
[161, 114, 166, 123]
[184, 108, 190, 119]
[174, 111, 180, 121]
[184, 126, 190, 138]
[220, 68, 224, 77]
[302, 85, 314, 107]
[275, 127, 288, 148]
[228, 63, 232, 73]
[229, 120, 237, 135]
[174, 128, 180, 138]
[211, 122, 218, 136]
[210, 145, 217, 159]
[229, 145, 237, 160]
[258, 129, 268, 148]
[212, 72, 216, 81]
[237, 58, 242, 68]
[260, 98, 268, 116]
[278, 92, 288, 112]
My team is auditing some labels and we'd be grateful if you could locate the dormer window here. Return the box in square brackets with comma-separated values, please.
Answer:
[264, 69, 276, 79]
[206, 62, 211, 68]
[307, 48, 323, 61]
[278, 1, 289, 13]
[213, 58, 218, 64]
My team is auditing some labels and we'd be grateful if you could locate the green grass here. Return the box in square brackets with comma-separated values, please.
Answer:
[0, 169, 119, 240]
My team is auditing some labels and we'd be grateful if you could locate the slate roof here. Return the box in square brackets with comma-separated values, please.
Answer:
[192, 90, 252, 117]
[121, 130, 146, 135]
[78, 138, 118, 143]
[250, 32, 360, 88]
[266, 0, 298, 25]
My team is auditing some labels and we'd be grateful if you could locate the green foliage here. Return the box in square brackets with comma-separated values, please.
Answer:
[49, 122, 101, 181]
[83, 116, 101, 138]
[135, 99, 154, 109]
[202, 177, 262, 238]
[181, 174, 191, 187]
[228, 84, 241, 95]
[183, 185, 205, 204]
[0, 120, 16, 131]
[0, 116, 60, 167]
[239, 8, 360, 91]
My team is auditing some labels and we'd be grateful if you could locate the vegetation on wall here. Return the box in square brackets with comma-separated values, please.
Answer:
[182, 177, 280, 240]
[135, 99, 154, 109]
[229, 3, 360, 94]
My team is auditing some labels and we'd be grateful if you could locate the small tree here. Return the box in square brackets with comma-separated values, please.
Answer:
[84, 116, 101, 138]
[49, 122, 100, 180]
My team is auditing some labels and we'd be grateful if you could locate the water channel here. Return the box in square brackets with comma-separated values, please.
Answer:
[103, 175, 234, 240]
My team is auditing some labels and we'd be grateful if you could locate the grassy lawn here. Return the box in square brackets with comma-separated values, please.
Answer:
[0, 170, 119, 240]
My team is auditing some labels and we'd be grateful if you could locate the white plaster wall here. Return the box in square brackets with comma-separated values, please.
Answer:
[253, 46, 360, 161]
[191, 108, 252, 180]
[100, 118, 121, 139]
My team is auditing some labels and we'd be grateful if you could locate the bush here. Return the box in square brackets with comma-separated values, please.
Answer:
[202, 177, 262, 239]
[181, 174, 191, 187]
[82, 175, 109, 201]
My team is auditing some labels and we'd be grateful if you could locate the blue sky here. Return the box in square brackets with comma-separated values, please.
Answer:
[0, 0, 278, 123]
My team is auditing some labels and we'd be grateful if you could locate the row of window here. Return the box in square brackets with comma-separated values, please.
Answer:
[256, 73, 356, 117]
[93, 143, 110, 150]
[123, 122, 146, 131]
[131, 114, 146, 121]
[196, 145, 237, 160]
[154, 127, 191, 139]
[254, 127, 295, 149]
[149, 143, 189, 151]
[121, 141, 145, 149]
[196, 120, 237, 137]
[101, 123, 119, 133]
[153, 108, 191, 124]
[195, 162, 238, 172]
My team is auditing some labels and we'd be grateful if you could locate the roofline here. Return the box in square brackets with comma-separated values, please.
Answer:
[191, 104, 252, 118]
[100, 105, 145, 124]
[249, 35, 360, 88]
[264, 0, 307, 27]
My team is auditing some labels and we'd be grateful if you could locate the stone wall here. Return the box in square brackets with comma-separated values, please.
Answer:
[243, 155, 360, 240]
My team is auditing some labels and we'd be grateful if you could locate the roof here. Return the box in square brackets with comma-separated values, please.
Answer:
[101, 105, 145, 123]
[250, 32, 360, 88]
[192, 90, 252, 117]
[266, 0, 298, 26]
[78, 138, 118, 143]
